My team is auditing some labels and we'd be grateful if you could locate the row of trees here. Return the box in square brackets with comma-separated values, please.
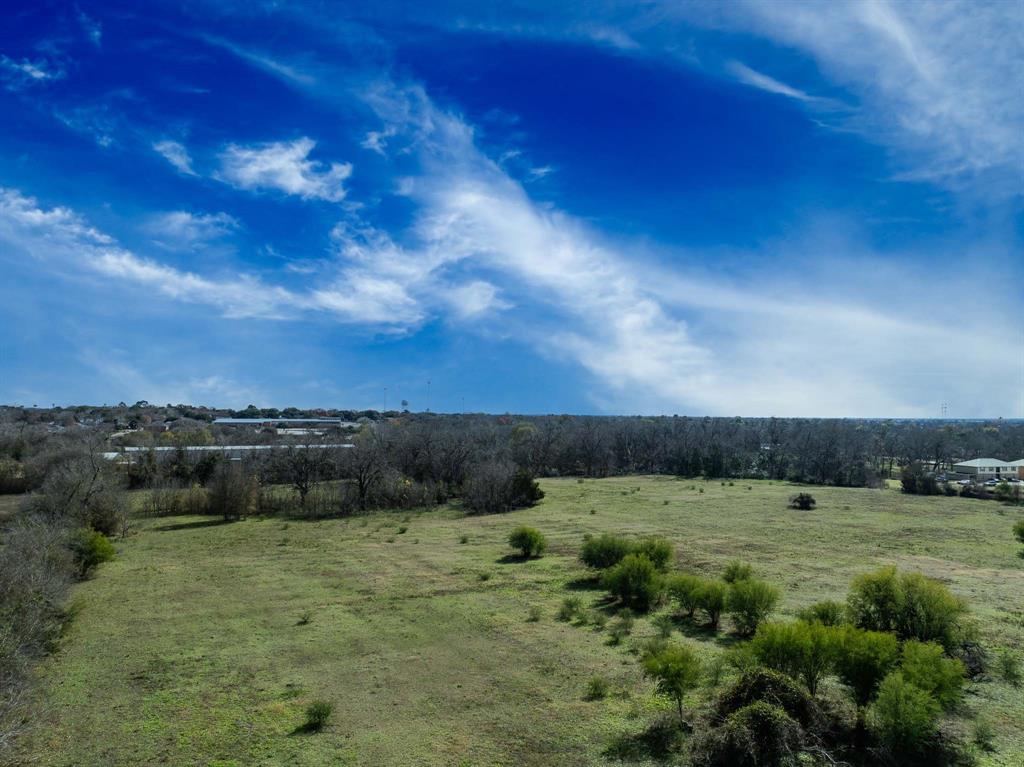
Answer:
[5, 409, 1024, 495]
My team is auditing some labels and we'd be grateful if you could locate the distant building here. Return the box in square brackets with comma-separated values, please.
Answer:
[950, 458, 1024, 481]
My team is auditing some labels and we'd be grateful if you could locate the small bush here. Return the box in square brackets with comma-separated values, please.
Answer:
[585, 675, 610, 700]
[609, 612, 634, 645]
[634, 537, 674, 572]
[459, 534, 469, 544]
[303, 700, 333, 731]
[788, 493, 816, 510]
[666, 573, 703, 618]
[580, 533, 633, 569]
[722, 560, 753, 583]
[726, 578, 780, 636]
[867, 672, 940, 753]
[477, 572, 491, 581]
[900, 640, 964, 710]
[508, 526, 547, 558]
[652, 613, 675, 639]
[558, 596, 583, 622]
[69, 528, 116, 577]
[642, 643, 702, 725]
[695, 579, 728, 629]
[972, 716, 996, 751]
[589, 610, 608, 630]
[602, 554, 664, 611]
[996, 649, 1021, 686]
[796, 600, 846, 626]
[1014, 518, 1024, 545]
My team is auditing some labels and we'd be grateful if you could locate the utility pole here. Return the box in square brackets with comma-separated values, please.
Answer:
[426, 379, 431, 412]
[383, 387, 387, 413]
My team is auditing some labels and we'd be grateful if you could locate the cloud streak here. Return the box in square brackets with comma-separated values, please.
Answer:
[217, 138, 352, 201]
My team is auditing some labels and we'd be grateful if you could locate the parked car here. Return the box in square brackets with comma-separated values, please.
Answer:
[957, 479, 972, 485]
[984, 479, 998, 486]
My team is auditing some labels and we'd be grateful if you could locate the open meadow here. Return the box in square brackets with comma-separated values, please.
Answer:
[15, 477, 1024, 766]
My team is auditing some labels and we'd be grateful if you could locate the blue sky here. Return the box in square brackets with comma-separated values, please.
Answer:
[1, 0, 1021, 416]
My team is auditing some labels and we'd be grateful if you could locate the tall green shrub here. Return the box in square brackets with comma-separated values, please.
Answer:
[696, 579, 728, 629]
[834, 626, 900, 707]
[508, 526, 547, 558]
[867, 672, 940, 753]
[602, 553, 663, 611]
[900, 640, 964, 710]
[580, 533, 633, 569]
[666, 573, 703, 618]
[642, 643, 702, 725]
[726, 578, 780, 636]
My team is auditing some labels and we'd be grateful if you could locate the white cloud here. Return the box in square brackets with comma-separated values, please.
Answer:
[78, 11, 102, 46]
[144, 211, 239, 248]
[0, 55, 63, 89]
[217, 138, 352, 201]
[153, 140, 197, 175]
[361, 127, 397, 155]
[725, 61, 814, 102]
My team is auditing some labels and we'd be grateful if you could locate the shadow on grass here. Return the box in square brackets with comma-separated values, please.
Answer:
[153, 518, 235, 532]
[496, 553, 539, 564]
[288, 722, 324, 736]
[673, 616, 742, 648]
[603, 715, 686, 763]
[564, 576, 603, 591]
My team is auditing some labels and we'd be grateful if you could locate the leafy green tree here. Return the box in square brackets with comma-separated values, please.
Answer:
[834, 626, 900, 707]
[642, 643, 702, 725]
[726, 578, 780, 636]
[507, 526, 547, 558]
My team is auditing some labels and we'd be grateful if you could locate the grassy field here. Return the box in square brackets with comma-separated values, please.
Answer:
[14, 477, 1024, 766]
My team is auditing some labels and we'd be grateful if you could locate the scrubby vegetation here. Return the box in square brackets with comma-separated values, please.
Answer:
[1, 415, 1021, 767]
[507, 525, 547, 558]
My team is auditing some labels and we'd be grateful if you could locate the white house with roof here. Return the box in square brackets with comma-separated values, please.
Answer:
[950, 458, 1024, 481]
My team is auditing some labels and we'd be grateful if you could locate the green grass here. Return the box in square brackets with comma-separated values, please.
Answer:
[15, 477, 1024, 765]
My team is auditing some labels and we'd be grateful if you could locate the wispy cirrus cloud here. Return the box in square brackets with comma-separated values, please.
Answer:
[217, 137, 352, 201]
[153, 140, 197, 175]
[0, 54, 64, 89]
[143, 211, 239, 248]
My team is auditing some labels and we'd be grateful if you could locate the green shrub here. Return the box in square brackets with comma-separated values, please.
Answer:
[722, 560, 753, 583]
[304, 700, 333, 731]
[867, 672, 940, 753]
[997, 649, 1021, 686]
[696, 701, 804, 767]
[642, 643, 702, 725]
[652, 613, 675, 639]
[580, 533, 634, 569]
[585, 675, 609, 700]
[900, 640, 964, 710]
[716, 667, 820, 730]
[69, 528, 116, 577]
[666, 573, 703, 618]
[602, 554, 663, 611]
[608, 611, 634, 644]
[726, 578, 780, 636]
[788, 493, 816, 510]
[834, 626, 900, 707]
[634, 537, 674, 572]
[1014, 518, 1024, 544]
[847, 566, 967, 650]
[695, 579, 728, 629]
[507, 526, 547, 558]
[589, 610, 609, 630]
[526, 605, 543, 622]
[557, 596, 583, 622]
[796, 600, 846, 626]
[750, 621, 839, 696]
[458, 534, 469, 544]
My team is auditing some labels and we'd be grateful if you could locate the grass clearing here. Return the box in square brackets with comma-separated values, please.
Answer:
[14, 477, 1024, 765]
